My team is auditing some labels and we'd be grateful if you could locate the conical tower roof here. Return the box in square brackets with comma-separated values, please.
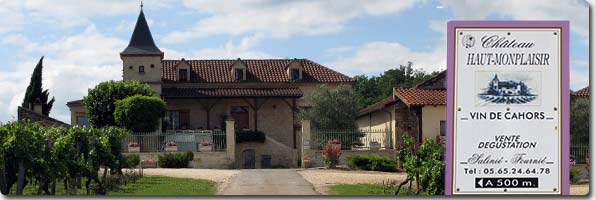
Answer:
[121, 8, 162, 56]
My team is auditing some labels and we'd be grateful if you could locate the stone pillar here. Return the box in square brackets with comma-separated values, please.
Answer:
[225, 120, 236, 165]
[301, 120, 311, 168]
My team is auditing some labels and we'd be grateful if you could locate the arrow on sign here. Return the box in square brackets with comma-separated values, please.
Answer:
[477, 178, 483, 187]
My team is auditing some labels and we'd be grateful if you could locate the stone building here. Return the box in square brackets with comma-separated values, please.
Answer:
[18, 101, 69, 128]
[357, 71, 446, 147]
[66, 7, 353, 168]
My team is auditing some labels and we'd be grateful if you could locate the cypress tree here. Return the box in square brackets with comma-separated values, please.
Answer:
[21, 56, 55, 115]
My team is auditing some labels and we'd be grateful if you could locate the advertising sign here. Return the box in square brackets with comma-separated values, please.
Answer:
[445, 21, 570, 195]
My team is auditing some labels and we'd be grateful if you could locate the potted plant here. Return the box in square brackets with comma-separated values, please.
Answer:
[199, 142, 214, 152]
[128, 142, 140, 152]
[165, 141, 178, 152]
[369, 141, 381, 150]
[328, 139, 341, 150]
[302, 156, 313, 168]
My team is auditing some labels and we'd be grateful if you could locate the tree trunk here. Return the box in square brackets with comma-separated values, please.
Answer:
[51, 180, 56, 195]
[406, 181, 412, 195]
[86, 179, 91, 195]
[0, 159, 7, 195]
[15, 161, 25, 195]
[395, 179, 409, 195]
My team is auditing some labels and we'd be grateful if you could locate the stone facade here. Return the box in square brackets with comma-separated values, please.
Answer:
[394, 103, 421, 144]
[124, 152, 233, 169]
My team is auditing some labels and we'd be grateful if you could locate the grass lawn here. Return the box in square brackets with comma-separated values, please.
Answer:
[109, 176, 217, 195]
[8, 175, 217, 196]
[328, 183, 428, 195]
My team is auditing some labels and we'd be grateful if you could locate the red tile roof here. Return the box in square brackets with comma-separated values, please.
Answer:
[572, 86, 590, 97]
[161, 84, 303, 98]
[161, 59, 353, 83]
[393, 88, 446, 106]
[359, 96, 396, 116]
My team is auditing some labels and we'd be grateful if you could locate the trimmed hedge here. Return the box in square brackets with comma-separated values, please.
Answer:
[158, 151, 193, 168]
[122, 154, 140, 168]
[347, 154, 397, 172]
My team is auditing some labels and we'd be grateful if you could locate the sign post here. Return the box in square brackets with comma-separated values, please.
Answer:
[445, 21, 569, 195]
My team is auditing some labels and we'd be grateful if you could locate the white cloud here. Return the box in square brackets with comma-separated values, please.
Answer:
[439, 0, 589, 38]
[0, 25, 126, 122]
[164, 34, 275, 60]
[570, 60, 589, 90]
[163, 0, 420, 44]
[0, 0, 172, 33]
[325, 41, 446, 76]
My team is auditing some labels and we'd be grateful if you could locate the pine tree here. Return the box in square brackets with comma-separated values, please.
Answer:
[21, 56, 55, 115]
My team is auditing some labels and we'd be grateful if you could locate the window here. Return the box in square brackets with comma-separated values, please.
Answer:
[440, 120, 446, 136]
[139, 66, 145, 73]
[290, 68, 300, 80]
[235, 68, 244, 81]
[179, 69, 188, 81]
[167, 110, 190, 130]
[76, 116, 90, 127]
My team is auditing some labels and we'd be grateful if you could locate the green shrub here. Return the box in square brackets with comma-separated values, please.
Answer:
[185, 151, 194, 161]
[114, 95, 167, 132]
[347, 154, 397, 172]
[84, 80, 154, 127]
[570, 167, 582, 184]
[235, 130, 266, 143]
[158, 153, 192, 168]
[122, 154, 140, 168]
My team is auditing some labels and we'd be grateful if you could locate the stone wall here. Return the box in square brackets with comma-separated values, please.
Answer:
[394, 103, 420, 144]
[235, 137, 299, 169]
[304, 149, 396, 168]
[124, 152, 233, 169]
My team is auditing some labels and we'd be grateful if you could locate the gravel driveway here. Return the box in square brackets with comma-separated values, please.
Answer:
[222, 169, 318, 195]
[297, 168, 407, 194]
[142, 168, 240, 194]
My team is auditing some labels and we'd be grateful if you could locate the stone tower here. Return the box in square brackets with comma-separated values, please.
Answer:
[120, 6, 163, 95]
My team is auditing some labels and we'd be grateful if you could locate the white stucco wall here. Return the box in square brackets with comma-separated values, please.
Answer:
[421, 105, 446, 140]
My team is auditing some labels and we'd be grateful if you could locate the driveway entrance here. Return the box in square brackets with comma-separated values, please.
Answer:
[222, 169, 318, 195]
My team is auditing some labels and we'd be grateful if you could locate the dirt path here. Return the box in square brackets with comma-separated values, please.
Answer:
[297, 169, 407, 194]
[221, 169, 319, 195]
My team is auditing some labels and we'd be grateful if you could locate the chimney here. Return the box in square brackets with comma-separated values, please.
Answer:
[33, 98, 43, 115]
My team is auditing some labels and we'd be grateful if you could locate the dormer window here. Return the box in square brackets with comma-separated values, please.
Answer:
[235, 68, 244, 81]
[179, 69, 188, 81]
[290, 68, 300, 81]
[139, 66, 145, 73]
[286, 59, 303, 81]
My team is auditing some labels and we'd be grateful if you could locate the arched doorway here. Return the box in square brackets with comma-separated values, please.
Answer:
[242, 149, 256, 169]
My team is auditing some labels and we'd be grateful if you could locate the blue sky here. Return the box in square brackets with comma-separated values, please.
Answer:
[0, 0, 589, 122]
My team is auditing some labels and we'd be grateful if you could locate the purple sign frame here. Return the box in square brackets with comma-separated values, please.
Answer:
[445, 21, 570, 195]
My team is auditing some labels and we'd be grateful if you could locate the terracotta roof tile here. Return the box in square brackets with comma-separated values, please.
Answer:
[359, 96, 396, 116]
[393, 88, 446, 106]
[161, 59, 353, 83]
[17, 107, 70, 127]
[162, 84, 303, 98]
[572, 86, 590, 97]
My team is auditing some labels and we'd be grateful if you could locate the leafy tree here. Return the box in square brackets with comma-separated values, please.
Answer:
[0, 121, 45, 195]
[300, 85, 359, 130]
[354, 62, 438, 108]
[395, 132, 444, 195]
[114, 95, 166, 132]
[21, 56, 55, 115]
[84, 80, 154, 128]
[300, 85, 364, 148]
[570, 96, 589, 144]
